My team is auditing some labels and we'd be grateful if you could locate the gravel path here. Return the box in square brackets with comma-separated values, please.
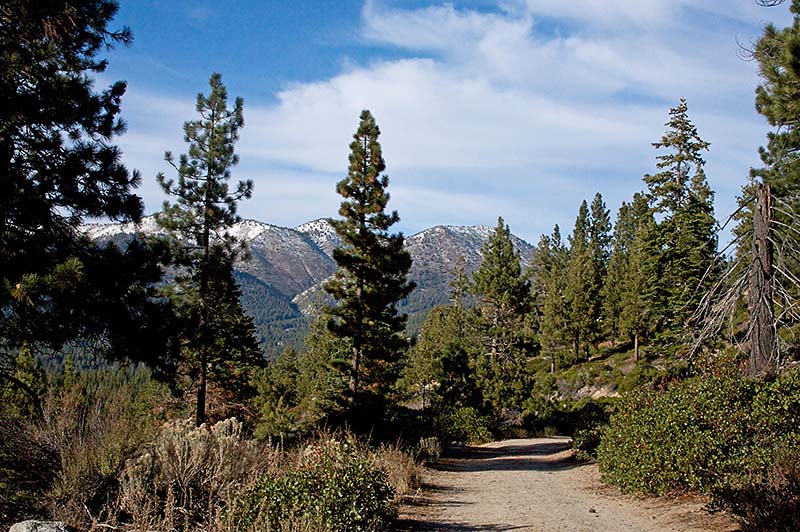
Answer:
[398, 438, 741, 532]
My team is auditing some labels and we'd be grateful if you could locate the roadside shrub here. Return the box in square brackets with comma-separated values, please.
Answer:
[439, 406, 493, 445]
[598, 373, 756, 494]
[231, 436, 396, 532]
[715, 441, 800, 532]
[572, 424, 605, 461]
[524, 397, 615, 443]
[598, 366, 800, 531]
[370, 443, 423, 498]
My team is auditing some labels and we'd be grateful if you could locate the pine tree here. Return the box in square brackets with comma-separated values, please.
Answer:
[564, 200, 595, 361]
[469, 217, 532, 413]
[324, 110, 415, 403]
[589, 193, 611, 342]
[644, 99, 717, 345]
[602, 202, 630, 345]
[540, 225, 569, 371]
[471, 217, 531, 359]
[202, 250, 265, 418]
[734, 0, 800, 373]
[644, 98, 711, 216]
[616, 194, 657, 360]
[0, 1, 178, 383]
[401, 305, 474, 409]
[156, 73, 257, 425]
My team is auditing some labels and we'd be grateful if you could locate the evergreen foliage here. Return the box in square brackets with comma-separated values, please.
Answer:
[539, 225, 570, 370]
[564, 201, 596, 361]
[733, 0, 800, 369]
[156, 73, 260, 425]
[470, 218, 533, 414]
[751, 0, 800, 199]
[400, 305, 475, 409]
[644, 99, 717, 346]
[588, 193, 611, 343]
[0, 1, 180, 388]
[603, 194, 657, 359]
[254, 314, 351, 439]
[324, 110, 415, 403]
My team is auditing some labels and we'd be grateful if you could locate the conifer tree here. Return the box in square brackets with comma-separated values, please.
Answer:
[401, 305, 474, 409]
[564, 201, 596, 360]
[471, 217, 531, 359]
[324, 110, 414, 402]
[540, 225, 569, 371]
[156, 73, 257, 425]
[0, 1, 178, 384]
[644, 99, 717, 344]
[750, 0, 800, 199]
[617, 194, 657, 360]
[470, 217, 532, 413]
[733, 0, 800, 373]
[589, 193, 611, 341]
[644, 98, 710, 216]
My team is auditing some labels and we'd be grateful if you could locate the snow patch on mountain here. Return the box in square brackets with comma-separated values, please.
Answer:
[81, 215, 163, 240]
[296, 218, 340, 257]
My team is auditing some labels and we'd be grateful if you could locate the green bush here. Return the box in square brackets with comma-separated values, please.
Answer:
[232, 438, 396, 532]
[597, 367, 800, 531]
[598, 373, 757, 494]
[440, 406, 493, 445]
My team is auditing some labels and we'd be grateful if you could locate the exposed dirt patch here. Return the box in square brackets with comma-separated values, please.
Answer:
[398, 438, 740, 532]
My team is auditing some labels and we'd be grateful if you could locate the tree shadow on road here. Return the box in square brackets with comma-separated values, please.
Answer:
[432, 439, 585, 473]
[396, 518, 530, 532]
[403, 483, 471, 509]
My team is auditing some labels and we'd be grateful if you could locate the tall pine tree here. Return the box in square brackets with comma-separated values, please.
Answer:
[540, 225, 570, 371]
[324, 110, 414, 403]
[564, 200, 596, 361]
[734, 0, 800, 373]
[156, 73, 259, 426]
[470, 217, 532, 413]
[589, 193, 611, 344]
[619, 194, 657, 360]
[644, 99, 717, 346]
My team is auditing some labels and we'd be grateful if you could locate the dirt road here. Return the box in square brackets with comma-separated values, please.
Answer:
[398, 438, 740, 532]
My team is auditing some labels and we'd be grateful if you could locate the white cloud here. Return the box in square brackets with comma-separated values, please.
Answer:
[116, 1, 786, 243]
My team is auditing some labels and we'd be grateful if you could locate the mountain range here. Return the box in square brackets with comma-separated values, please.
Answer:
[82, 217, 534, 360]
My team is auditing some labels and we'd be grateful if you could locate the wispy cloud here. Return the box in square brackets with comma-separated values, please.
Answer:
[117, 1, 786, 243]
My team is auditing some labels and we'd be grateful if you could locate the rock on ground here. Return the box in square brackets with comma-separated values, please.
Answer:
[8, 521, 68, 532]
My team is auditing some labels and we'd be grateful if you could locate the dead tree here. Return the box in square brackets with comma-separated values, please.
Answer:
[748, 183, 776, 376]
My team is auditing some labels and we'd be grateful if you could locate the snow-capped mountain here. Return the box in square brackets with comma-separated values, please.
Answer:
[296, 218, 341, 257]
[81, 217, 533, 359]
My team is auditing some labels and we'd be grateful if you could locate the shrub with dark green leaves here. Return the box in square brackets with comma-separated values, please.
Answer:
[598, 373, 756, 494]
[597, 367, 800, 531]
[440, 406, 493, 445]
[232, 439, 396, 532]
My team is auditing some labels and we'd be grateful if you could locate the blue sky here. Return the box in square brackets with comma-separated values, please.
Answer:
[103, 0, 792, 243]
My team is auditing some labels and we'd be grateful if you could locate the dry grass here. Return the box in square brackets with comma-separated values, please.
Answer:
[371, 443, 423, 499]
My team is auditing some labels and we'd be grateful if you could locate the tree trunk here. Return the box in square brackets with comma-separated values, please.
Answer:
[196, 351, 207, 426]
[196, 180, 213, 427]
[573, 333, 580, 362]
[748, 183, 775, 377]
[349, 344, 360, 398]
[634, 331, 639, 362]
